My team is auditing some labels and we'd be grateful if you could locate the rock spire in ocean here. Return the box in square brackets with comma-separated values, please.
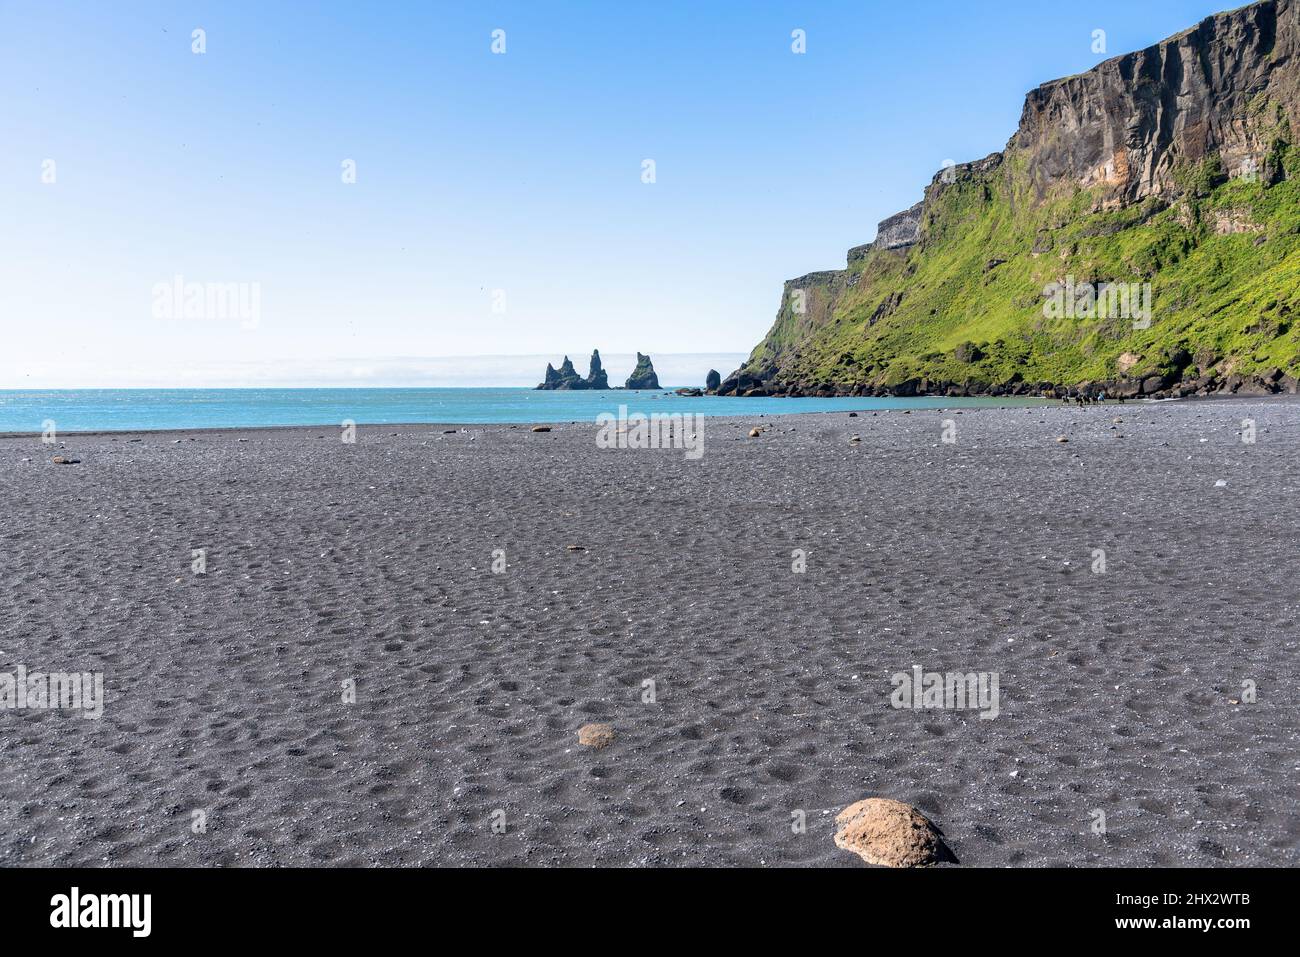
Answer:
[586, 350, 609, 389]
[625, 352, 660, 390]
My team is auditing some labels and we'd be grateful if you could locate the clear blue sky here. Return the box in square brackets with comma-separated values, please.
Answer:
[0, 0, 1231, 386]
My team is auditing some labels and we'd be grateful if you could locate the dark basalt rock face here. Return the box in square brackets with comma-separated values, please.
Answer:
[716, 368, 775, 397]
[586, 350, 610, 389]
[873, 202, 925, 252]
[1014, 0, 1294, 207]
[536, 355, 588, 390]
[536, 350, 615, 390]
[537, 363, 562, 390]
[847, 204, 925, 266]
[553, 356, 585, 390]
[715, 370, 1295, 401]
[625, 352, 660, 390]
[705, 369, 721, 392]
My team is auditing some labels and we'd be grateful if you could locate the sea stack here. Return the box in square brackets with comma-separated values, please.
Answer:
[587, 350, 609, 389]
[705, 369, 721, 392]
[555, 356, 582, 389]
[537, 363, 562, 390]
[536, 351, 613, 390]
[536, 356, 587, 390]
[625, 352, 660, 390]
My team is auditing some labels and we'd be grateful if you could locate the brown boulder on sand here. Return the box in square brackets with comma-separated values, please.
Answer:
[576, 723, 615, 749]
[833, 798, 957, 867]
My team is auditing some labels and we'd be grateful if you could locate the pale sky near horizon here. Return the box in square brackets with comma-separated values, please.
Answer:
[0, 0, 1230, 387]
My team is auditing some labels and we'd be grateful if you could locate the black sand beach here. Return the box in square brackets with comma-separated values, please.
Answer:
[1, 399, 1297, 867]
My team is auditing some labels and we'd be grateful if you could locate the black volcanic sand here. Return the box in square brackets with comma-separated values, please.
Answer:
[1, 398, 1297, 867]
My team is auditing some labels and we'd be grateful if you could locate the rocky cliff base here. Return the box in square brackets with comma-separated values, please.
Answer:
[717, 367, 1300, 400]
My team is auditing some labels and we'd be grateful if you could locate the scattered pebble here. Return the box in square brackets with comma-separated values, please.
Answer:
[577, 723, 615, 749]
[834, 798, 956, 868]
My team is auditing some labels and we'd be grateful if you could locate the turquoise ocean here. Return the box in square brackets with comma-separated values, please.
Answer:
[0, 389, 1047, 433]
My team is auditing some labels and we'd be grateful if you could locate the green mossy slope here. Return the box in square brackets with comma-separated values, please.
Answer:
[737, 144, 1300, 395]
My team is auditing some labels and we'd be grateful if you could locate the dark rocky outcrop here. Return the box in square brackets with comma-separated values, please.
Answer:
[537, 356, 585, 390]
[586, 349, 609, 389]
[536, 362, 565, 390]
[714, 369, 1294, 401]
[1014, 0, 1293, 207]
[846, 204, 923, 265]
[536, 351, 612, 390]
[625, 352, 660, 390]
[705, 369, 721, 392]
[554, 356, 583, 389]
[873, 202, 925, 252]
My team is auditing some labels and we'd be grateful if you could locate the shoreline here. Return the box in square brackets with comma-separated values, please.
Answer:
[7, 392, 1298, 439]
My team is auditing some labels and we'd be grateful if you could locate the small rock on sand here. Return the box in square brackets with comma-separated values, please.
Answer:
[833, 798, 956, 867]
[748, 428, 761, 437]
[1055, 436, 1069, 443]
[531, 426, 552, 433]
[51, 456, 81, 465]
[577, 723, 615, 749]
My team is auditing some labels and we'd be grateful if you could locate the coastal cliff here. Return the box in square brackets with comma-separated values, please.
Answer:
[719, 0, 1300, 399]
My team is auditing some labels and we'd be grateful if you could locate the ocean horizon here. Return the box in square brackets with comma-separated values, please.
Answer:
[0, 387, 1048, 433]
